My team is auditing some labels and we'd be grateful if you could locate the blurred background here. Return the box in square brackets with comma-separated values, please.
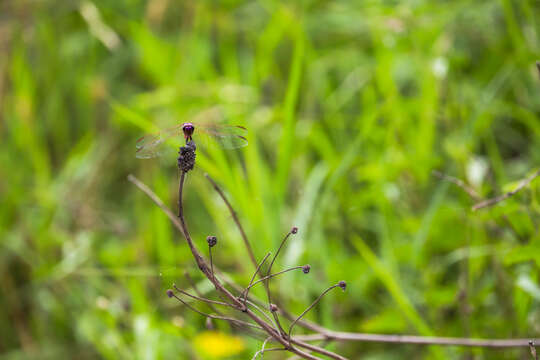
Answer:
[2, 0, 540, 359]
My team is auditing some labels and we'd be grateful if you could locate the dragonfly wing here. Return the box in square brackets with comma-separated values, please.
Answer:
[198, 124, 248, 149]
[135, 124, 184, 158]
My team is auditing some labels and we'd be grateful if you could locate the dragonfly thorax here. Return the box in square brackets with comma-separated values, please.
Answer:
[182, 123, 195, 140]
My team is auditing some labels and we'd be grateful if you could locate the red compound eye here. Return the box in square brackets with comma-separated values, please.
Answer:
[182, 123, 195, 137]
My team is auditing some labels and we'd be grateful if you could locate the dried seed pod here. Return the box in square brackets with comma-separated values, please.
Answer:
[206, 236, 218, 247]
[177, 141, 197, 172]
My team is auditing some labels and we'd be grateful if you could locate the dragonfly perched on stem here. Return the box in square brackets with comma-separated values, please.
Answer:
[135, 108, 248, 159]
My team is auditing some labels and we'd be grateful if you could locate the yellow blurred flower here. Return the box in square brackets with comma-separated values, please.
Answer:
[193, 331, 245, 359]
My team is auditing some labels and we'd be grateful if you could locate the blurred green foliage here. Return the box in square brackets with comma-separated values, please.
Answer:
[1, 0, 540, 359]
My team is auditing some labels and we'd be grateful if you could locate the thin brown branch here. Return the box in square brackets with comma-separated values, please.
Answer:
[243, 252, 271, 305]
[183, 271, 257, 335]
[294, 333, 540, 348]
[247, 266, 304, 291]
[127, 174, 185, 236]
[264, 230, 295, 335]
[231, 278, 540, 351]
[286, 341, 331, 360]
[245, 299, 278, 328]
[290, 339, 347, 360]
[183, 272, 251, 336]
[472, 169, 540, 211]
[288, 283, 342, 344]
[172, 284, 236, 309]
[205, 173, 258, 270]
[266, 230, 294, 280]
[432, 170, 480, 200]
[269, 298, 540, 350]
[184, 271, 223, 315]
[208, 245, 215, 280]
[169, 292, 262, 330]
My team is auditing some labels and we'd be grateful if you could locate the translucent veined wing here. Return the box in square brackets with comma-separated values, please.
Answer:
[135, 124, 184, 159]
[197, 123, 248, 149]
[190, 107, 248, 149]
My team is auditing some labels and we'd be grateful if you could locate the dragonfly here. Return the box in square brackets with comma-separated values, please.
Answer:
[135, 108, 248, 159]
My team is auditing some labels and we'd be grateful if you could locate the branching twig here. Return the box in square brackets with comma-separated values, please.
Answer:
[167, 290, 262, 330]
[130, 160, 328, 359]
[172, 284, 235, 309]
[183, 271, 223, 315]
[431, 170, 480, 200]
[472, 169, 540, 211]
[246, 299, 278, 328]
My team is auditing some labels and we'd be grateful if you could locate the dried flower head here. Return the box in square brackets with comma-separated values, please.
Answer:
[291, 226, 298, 234]
[177, 141, 197, 173]
[302, 264, 311, 274]
[206, 235, 217, 247]
[166, 289, 174, 298]
[270, 303, 278, 312]
[338, 281, 347, 291]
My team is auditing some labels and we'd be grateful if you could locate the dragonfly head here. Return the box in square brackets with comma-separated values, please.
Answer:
[182, 122, 195, 140]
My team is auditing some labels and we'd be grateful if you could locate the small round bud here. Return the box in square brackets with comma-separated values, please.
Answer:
[302, 264, 311, 274]
[269, 303, 278, 312]
[207, 236, 217, 247]
[291, 226, 298, 234]
[338, 281, 347, 291]
[166, 289, 174, 298]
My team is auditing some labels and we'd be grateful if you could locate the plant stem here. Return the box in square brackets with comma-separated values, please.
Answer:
[205, 174, 258, 270]
[247, 266, 304, 291]
[243, 253, 271, 305]
[288, 284, 341, 344]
